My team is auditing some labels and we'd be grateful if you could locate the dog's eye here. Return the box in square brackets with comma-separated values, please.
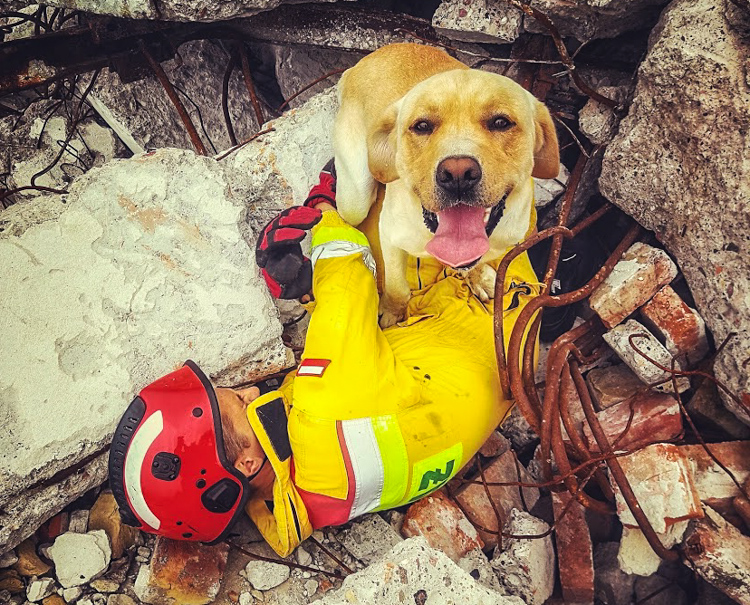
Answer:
[488, 116, 514, 131]
[411, 120, 434, 135]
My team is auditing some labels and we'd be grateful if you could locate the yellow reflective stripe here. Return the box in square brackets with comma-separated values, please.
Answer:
[370, 415, 409, 512]
[311, 225, 370, 249]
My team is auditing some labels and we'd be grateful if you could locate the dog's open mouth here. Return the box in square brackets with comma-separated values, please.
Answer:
[422, 194, 508, 268]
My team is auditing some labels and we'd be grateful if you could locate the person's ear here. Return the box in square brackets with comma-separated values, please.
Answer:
[235, 386, 260, 408]
[234, 448, 264, 478]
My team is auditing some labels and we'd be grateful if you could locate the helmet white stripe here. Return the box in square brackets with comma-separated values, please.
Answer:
[123, 411, 164, 531]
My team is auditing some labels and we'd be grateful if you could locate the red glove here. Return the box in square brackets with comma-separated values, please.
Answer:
[255, 205, 322, 299]
[303, 159, 336, 209]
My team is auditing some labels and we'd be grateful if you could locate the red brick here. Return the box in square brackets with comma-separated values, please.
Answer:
[552, 491, 594, 604]
[582, 390, 682, 453]
[134, 537, 229, 605]
[401, 490, 483, 562]
[479, 431, 511, 458]
[589, 242, 678, 329]
[641, 285, 708, 365]
[454, 449, 539, 548]
[39, 512, 69, 542]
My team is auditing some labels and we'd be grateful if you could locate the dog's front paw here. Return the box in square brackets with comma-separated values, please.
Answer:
[466, 263, 498, 302]
[379, 295, 407, 329]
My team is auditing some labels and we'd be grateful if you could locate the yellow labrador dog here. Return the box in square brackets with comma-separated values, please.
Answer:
[333, 43, 559, 327]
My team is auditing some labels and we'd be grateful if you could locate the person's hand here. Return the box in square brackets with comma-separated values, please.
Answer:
[255, 206, 322, 299]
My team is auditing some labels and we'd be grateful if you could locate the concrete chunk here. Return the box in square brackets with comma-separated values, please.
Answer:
[432, 0, 522, 43]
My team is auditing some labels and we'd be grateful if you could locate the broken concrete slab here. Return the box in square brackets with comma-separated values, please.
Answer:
[2, 0, 338, 21]
[590, 242, 678, 329]
[491, 509, 555, 605]
[599, 0, 750, 426]
[318, 536, 524, 605]
[432, 0, 522, 44]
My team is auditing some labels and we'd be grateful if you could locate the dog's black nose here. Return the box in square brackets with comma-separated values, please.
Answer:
[436, 156, 482, 198]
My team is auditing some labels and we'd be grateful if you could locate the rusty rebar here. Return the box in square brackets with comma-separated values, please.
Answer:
[569, 360, 680, 562]
[226, 540, 343, 579]
[238, 44, 265, 127]
[221, 52, 238, 147]
[138, 39, 207, 156]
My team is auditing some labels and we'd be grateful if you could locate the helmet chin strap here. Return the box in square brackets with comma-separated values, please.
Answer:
[246, 455, 269, 484]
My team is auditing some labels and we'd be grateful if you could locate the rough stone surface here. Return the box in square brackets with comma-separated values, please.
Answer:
[90, 40, 259, 155]
[269, 44, 360, 109]
[533, 164, 570, 209]
[48, 531, 112, 588]
[335, 514, 403, 566]
[1, 87, 336, 552]
[134, 537, 229, 604]
[586, 364, 647, 409]
[88, 490, 139, 560]
[578, 86, 630, 145]
[3, 0, 337, 21]
[552, 491, 594, 604]
[523, 0, 669, 41]
[432, 0, 522, 43]
[107, 595, 136, 605]
[603, 320, 690, 393]
[687, 380, 750, 440]
[458, 547, 503, 593]
[593, 542, 636, 605]
[401, 491, 483, 562]
[641, 285, 709, 365]
[14, 538, 50, 577]
[599, 0, 750, 426]
[319, 536, 524, 605]
[634, 574, 689, 605]
[69, 509, 90, 534]
[243, 559, 290, 591]
[455, 450, 540, 548]
[684, 506, 750, 605]
[681, 441, 750, 504]
[491, 510, 555, 605]
[590, 242, 678, 329]
[581, 390, 682, 453]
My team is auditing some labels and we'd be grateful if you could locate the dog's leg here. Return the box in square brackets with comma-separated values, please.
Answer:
[379, 241, 410, 328]
[466, 262, 498, 302]
[333, 106, 378, 226]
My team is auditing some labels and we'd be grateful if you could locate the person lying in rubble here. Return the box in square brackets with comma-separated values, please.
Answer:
[108, 161, 541, 558]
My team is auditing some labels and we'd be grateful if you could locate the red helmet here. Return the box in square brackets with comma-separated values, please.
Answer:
[108, 360, 250, 544]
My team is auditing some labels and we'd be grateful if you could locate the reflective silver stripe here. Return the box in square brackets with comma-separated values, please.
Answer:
[310, 240, 377, 280]
[123, 411, 163, 531]
[342, 418, 385, 519]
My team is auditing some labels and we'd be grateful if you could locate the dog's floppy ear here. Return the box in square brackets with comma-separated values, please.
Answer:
[367, 100, 401, 184]
[532, 101, 560, 179]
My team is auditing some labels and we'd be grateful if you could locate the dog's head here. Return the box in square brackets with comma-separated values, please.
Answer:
[367, 69, 559, 267]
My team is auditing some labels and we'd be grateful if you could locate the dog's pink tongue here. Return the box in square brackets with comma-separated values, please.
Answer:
[425, 205, 490, 267]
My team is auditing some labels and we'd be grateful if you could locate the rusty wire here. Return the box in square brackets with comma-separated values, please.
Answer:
[238, 43, 265, 128]
[226, 539, 344, 579]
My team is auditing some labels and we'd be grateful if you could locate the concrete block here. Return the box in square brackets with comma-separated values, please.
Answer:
[590, 242, 678, 328]
[318, 536, 524, 605]
[133, 537, 229, 605]
[552, 491, 594, 604]
[581, 390, 682, 453]
[432, 0, 522, 43]
[641, 285, 709, 365]
[401, 490, 483, 562]
[603, 320, 690, 392]
[586, 364, 646, 410]
[491, 510, 555, 605]
[455, 450, 540, 548]
[335, 514, 403, 566]
[48, 530, 111, 588]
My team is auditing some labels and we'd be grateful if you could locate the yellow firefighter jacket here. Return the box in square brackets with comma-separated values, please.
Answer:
[244, 211, 540, 556]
